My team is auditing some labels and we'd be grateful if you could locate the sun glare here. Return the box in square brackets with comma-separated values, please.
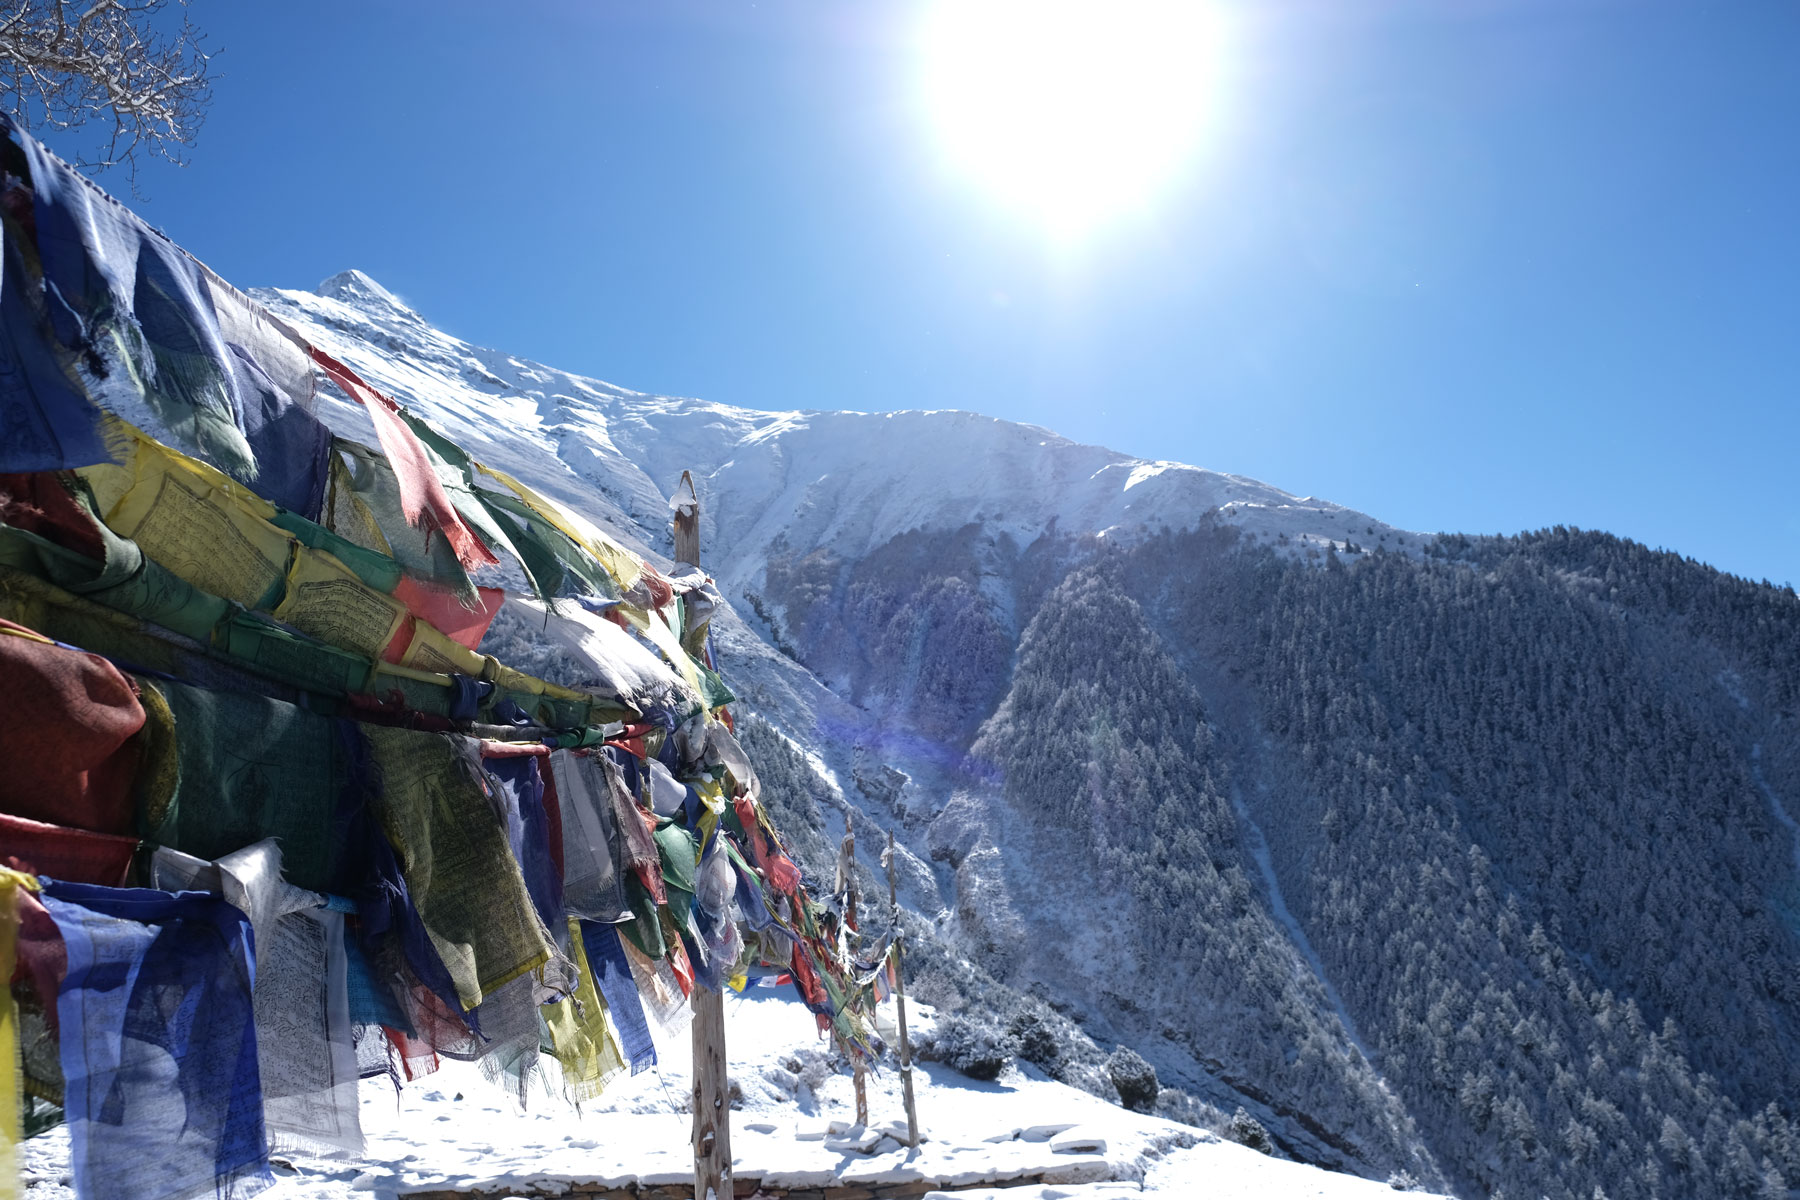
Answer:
[920, 0, 1222, 238]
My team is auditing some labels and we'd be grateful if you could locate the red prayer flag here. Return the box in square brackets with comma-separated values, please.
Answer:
[0, 813, 136, 886]
[0, 620, 145, 835]
[308, 346, 498, 570]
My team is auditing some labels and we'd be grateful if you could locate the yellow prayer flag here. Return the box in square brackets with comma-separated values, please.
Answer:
[271, 548, 408, 659]
[471, 464, 644, 592]
[397, 620, 487, 677]
[616, 603, 705, 703]
[2, 868, 42, 1200]
[81, 424, 293, 611]
[542, 919, 628, 1103]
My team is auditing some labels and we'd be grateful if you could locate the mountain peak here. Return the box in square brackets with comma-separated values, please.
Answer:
[316, 269, 415, 315]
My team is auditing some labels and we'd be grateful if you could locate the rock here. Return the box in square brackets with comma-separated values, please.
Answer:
[824, 1126, 886, 1155]
[925, 792, 991, 868]
[1050, 1131, 1107, 1155]
[1040, 1156, 1123, 1186]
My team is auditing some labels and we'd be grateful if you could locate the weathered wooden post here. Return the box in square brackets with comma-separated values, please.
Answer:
[839, 830, 869, 1127]
[676, 472, 731, 1200]
[672, 470, 701, 568]
[885, 831, 920, 1146]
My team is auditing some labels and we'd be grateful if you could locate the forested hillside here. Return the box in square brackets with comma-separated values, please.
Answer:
[1148, 528, 1800, 1199]
[756, 519, 1800, 1199]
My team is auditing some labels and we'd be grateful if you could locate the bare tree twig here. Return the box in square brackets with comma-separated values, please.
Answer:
[0, 0, 213, 194]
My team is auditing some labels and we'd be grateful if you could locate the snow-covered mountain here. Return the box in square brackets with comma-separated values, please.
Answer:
[251, 271, 1800, 1200]
[268, 271, 1417, 587]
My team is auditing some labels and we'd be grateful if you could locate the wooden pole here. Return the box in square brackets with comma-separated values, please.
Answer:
[676, 475, 731, 1200]
[672, 470, 701, 569]
[691, 988, 731, 1200]
[840, 830, 869, 1127]
[885, 831, 919, 1147]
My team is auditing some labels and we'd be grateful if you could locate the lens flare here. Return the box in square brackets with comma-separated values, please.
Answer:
[920, 0, 1223, 237]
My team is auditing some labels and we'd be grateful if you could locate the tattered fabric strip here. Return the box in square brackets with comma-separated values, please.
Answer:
[364, 727, 556, 1011]
[475, 488, 619, 604]
[481, 753, 564, 935]
[543, 917, 627, 1102]
[579, 920, 657, 1075]
[198, 268, 330, 521]
[601, 749, 665, 903]
[6, 117, 329, 511]
[546, 750, 631, 924]
[618, 933, 693, 1044]
[446, 973, 539, 1100]
[148, 841, 363, 1157]
[690, 836, 744, 994]
[0, 175, 111, 473]
[347, 757, 480, 1040]
[470, 462, 643, 593]
[307, 348, 497, 572]
[40, 879, 270, 1200]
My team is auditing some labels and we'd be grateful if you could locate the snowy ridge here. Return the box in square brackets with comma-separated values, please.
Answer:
[254, 272, 1422, 601]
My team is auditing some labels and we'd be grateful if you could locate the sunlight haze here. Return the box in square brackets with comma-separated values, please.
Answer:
[918, 0, 1226, 238]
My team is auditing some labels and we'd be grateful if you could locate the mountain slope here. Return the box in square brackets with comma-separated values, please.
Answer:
[257, 271, 1800, 1200]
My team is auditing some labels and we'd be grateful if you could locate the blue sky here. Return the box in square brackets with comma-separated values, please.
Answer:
[101, 0, 1800, 586]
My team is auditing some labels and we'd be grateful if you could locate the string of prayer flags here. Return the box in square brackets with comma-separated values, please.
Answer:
[0, 112, 893, 1200]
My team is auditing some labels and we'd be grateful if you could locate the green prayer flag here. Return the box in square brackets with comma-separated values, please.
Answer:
[145, 679, 347, 892]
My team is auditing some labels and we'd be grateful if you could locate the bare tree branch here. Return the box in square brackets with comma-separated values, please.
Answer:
[0, 0, 213, 194]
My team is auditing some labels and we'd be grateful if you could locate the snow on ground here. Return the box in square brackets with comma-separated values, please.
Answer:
[22, 992, 1442, 1199]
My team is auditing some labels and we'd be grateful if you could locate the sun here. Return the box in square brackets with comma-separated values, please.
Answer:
[919, 0, 1223, 238]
